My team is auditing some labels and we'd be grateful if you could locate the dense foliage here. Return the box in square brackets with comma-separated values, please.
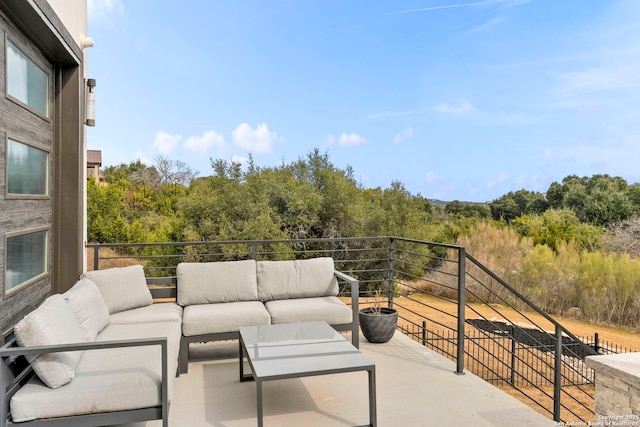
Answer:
[87, 152, 640, 327]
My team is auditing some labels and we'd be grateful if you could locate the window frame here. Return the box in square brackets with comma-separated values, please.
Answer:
[5, 135, 51, 199]
[3, 226, 50, 298]
[4, 36, 52, 121]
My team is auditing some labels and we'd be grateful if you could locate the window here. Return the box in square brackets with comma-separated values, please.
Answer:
[7, 138, 49, 195]
[5, 229, 48, 294]
[6, 40, 49, 117]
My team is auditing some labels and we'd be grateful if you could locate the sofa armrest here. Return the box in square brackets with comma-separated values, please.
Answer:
[334, 270, 360, 348]
[0, 337, 169, 427]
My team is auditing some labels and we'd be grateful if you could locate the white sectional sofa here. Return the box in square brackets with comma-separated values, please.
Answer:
[1, 265, 182, 427]
[177, 257, 360, 373]
[0, 257, 359, 426]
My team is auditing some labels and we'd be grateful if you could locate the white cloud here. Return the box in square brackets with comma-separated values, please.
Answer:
[338, 132, 366, 146]
[426, 171, 444, 183]
[432, 100, 477, 115]
[231, 155, 250, 166]
[366, 109, 420, 120]
[487, 172, 509, 189]
[153, 131, 181, 155]
[393, 0, 511, 14]
[88, 0, 124, 22]
[393, 127, 414, 145]
[185, 130, 226, 156]
[322, 135, 337, 148]
[232, 123, 278, 153]
[133, 150, 152, 165]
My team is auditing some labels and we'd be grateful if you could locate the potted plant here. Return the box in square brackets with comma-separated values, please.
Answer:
[359, 289, 398, 343]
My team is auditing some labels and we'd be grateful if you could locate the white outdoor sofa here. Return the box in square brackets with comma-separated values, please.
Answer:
[0, 265, 182, 427]
[0, 256, 359, 426]
[177, 257, 360, 373]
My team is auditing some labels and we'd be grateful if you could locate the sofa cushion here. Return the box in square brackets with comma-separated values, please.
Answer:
[14, 295, 86, 389]
[82, 264, 153, 314]
[177, 260, 258, 306]
[109, 302, 183, 325]
[264, 297, 353, 325]
[182, 301, 270, 336]
[63, 278, 110, 341]
[10, 321, 182, 422]
[257, 257, 339, 301]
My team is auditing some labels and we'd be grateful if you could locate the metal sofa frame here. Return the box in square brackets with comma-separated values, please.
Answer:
[0, 336, 169, 427]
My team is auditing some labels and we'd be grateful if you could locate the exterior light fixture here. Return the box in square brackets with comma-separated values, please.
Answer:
[86, 78, 96, 126]
[81, 34, 95, 49]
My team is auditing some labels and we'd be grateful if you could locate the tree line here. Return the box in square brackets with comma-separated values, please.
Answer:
[87, 150, 640, 327]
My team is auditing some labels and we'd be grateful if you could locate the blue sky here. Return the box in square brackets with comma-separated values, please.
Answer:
[86, 0, 640, 202]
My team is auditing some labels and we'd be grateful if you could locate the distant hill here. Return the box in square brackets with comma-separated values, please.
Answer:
[429, 199, 488, 208]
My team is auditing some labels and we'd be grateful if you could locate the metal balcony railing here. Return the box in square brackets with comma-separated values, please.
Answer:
[87, 236, 608, 423]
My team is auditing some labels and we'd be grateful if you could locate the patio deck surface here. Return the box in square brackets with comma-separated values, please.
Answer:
[122, 331, 553, 426]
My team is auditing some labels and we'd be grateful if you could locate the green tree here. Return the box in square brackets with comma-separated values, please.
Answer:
[489, 189, 548, 222]
[511, 209, 602, 252]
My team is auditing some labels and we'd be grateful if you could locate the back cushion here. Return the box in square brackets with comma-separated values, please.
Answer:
[14, 294, 86, 388]
[63, 278, 110, 341]
[177, 260, 258, 306]
[257, 257, 338, 301]
[81, 264, 153, 314]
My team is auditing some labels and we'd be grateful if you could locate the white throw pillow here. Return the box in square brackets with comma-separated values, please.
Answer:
[14, 294, 86, 388]
[82, 264, 153, 314]
[63, 278, 110, 341]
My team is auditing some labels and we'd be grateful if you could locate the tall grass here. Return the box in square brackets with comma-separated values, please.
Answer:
[428, 222, 640, 328]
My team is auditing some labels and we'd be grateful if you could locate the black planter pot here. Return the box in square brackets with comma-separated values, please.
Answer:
[359, 307, 398, 343]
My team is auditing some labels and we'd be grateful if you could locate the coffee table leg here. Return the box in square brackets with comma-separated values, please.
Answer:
[369, 367, 377, 427]
[256, 379, 264, 427]
[239, 341, 243, 382]
[239, 340, 253, 382]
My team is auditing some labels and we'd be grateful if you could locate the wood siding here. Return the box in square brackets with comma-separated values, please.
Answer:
[0, 7, 54, 335]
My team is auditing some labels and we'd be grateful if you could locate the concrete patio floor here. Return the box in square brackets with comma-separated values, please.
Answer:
[122, 331, 553, 426]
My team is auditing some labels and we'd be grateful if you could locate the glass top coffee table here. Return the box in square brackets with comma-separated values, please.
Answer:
[239, 321, 376, 426]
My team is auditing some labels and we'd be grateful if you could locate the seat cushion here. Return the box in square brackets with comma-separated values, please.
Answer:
[63, 278, 110, 341]
[14, 294, 86, 389]
[177, 260, 258, 306]
[265, 296, 353, 325]
[182, 301, 270, 336]
[82, 265, 153, 314]
[10, 321, 182, 423]
[257, 257, 339, 301]
[109, 302, 183, 325]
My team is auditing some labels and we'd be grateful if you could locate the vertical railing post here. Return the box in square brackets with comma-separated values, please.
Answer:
[388, 237, 395, 309]
[456, 247, 466, 375]
[554, 325, 562, 422]
[251, 241, 258, 260]
[93, 245, 100, 271]
[594, 332, 600, 354]
[510, 326, 516, 385]
[422, 320, 427, 347]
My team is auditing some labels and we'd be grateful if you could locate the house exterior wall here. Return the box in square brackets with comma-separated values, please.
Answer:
[0, 0, 87, 335]
[47, 0, 88, 47]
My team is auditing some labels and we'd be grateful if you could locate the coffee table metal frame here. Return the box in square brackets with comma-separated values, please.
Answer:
[238, 321, 376, 427]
